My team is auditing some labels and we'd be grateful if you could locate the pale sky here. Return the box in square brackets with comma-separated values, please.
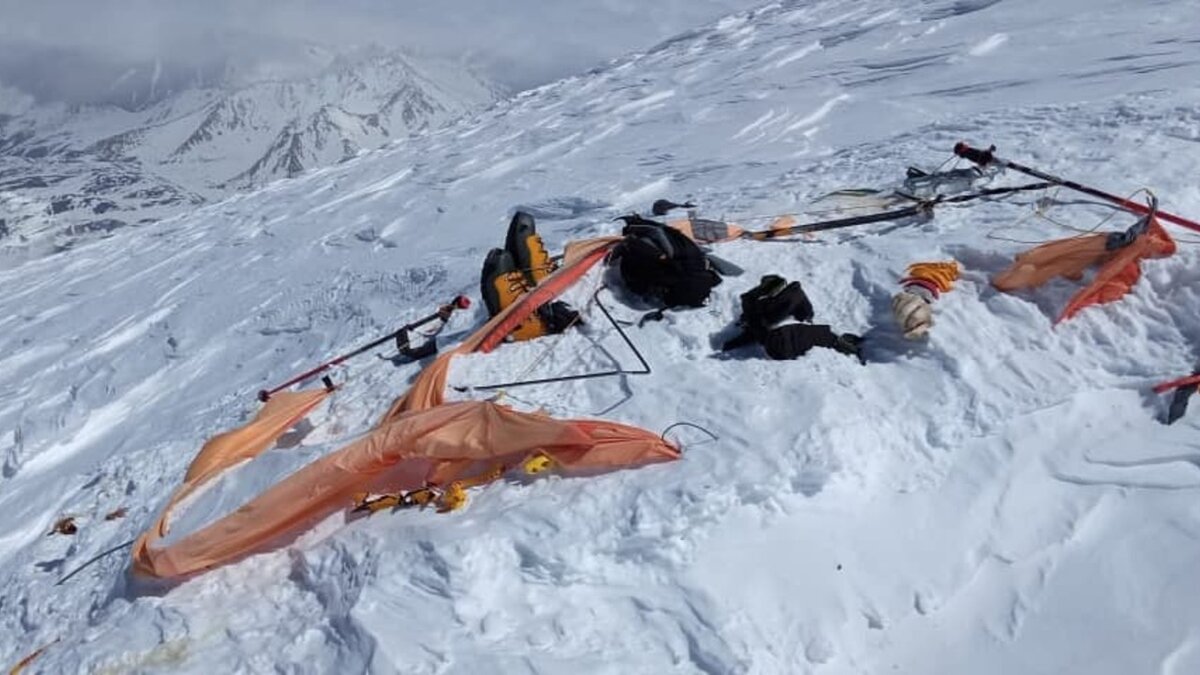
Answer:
[0, 0, 763, 105]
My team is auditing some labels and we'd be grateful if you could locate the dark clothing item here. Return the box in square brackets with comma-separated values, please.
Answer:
[722, 273, 863, 363]
[613, 219, 722, 308]
[761, 324, 863, 363]
[739, 274, 813, 331]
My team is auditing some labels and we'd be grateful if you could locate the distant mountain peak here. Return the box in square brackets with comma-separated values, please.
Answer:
[0, 46, 502, 259]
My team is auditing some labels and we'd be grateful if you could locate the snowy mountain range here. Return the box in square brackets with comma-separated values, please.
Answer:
[4, 0, 1200, 672]
[0, 46, 501, 260]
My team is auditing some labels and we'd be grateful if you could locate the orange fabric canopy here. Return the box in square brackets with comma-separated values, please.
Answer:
[132, 235, 678, 581]
[992, 215, 1175, 323]
[134, 401, 677, 579]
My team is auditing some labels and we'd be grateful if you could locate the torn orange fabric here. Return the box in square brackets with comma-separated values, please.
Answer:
[132, 235, 680, 581]
[132, 389, 330, 569]
[133, 389, 330, 552]
[133, 401, 678, 579]
[992, 215, 1175, 323]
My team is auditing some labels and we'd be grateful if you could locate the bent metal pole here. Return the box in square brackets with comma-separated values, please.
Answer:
[257, 295, 471, 401]
[953, 142, 1200, 234]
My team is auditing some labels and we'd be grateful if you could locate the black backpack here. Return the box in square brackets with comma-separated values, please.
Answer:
[613, 216, 722, 308]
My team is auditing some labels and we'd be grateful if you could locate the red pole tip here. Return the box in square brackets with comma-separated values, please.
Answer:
[953, 142, 995, 165]
[454, 295, 472, 309]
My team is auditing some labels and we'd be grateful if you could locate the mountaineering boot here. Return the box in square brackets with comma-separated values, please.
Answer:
[503, 210, 583, 334]
[480, 248, 519, 317]
[505, 211, 556, 286]
[479, 248, 550, 341]
[833, 332, 866, 364]
[523, 451, 556, 475]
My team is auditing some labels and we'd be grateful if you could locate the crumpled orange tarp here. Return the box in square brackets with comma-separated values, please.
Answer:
[992, 215, 1175, 323]
[134, 400, 677, 579]
[132, 236, 677, 581]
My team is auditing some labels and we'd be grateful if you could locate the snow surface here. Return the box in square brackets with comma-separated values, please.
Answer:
[4, 0, 1200, 672]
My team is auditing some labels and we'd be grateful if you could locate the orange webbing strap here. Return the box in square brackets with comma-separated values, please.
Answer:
[903, 261, 960, 294]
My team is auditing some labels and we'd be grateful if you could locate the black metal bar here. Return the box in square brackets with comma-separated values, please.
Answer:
[454, 288, 650, 392]
[56, 538, 135, 586]
[934, 181, 1054, 204]
[747, 181, 1055, 243]
[747, 202, 931, 240]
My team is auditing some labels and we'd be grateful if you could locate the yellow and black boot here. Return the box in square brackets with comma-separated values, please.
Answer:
[479, 248, 549, 341]
[504, 211, 581, 333]
[505, 211, 556, 286]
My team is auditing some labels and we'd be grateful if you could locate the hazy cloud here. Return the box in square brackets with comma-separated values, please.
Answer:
[0, 0, 761, 106]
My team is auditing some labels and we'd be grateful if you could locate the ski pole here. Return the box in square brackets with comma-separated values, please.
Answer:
[1153, 372, 1200, 395]
[1161, 365, 1200, 424]
[953, 142, 1200, 234]
[746, 202, 933, 240]
[679, 182, 1050, 244]
[257, 295, 471, 402]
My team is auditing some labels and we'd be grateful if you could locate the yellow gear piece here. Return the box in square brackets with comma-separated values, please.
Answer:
[522, 452, 555, 475]
[437, 482, 468, 513]
[520, 233, 557, 285]
[904, 261, 960, 293]
[491, 270, 549, 341]
[353, 492, 402, 514]
[404, 487, 439, 508]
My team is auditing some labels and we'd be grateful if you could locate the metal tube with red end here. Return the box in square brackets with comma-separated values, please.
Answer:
[953, 142, 1200, 234]
[257, 295, 471, 402]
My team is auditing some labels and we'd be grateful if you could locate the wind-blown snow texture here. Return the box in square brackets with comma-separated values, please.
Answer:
[4, 0, 1200, 672]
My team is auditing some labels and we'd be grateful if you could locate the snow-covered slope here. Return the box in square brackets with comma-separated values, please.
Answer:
[4, 0, 1200, 672]
[0, 47, 500, 260]
[142, 47, 501, 189]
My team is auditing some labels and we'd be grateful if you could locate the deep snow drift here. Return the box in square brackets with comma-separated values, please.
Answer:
[3, 0, 1200, 672]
